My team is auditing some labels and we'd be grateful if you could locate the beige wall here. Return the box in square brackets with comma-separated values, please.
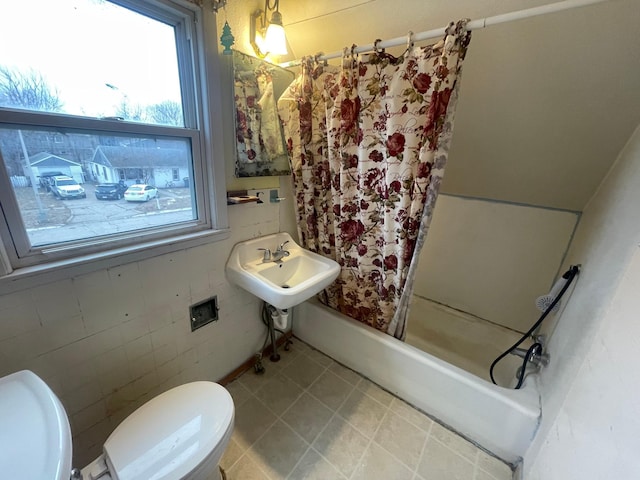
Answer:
[225, 0, 640, 211]
[415, 195, 578, 333]
[525, 124, 640, 476]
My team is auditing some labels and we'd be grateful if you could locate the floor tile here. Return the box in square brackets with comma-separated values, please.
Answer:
[226, 454, 271, 480]
[233, 396, 277, 450]
[373, 411, 428, 470]
[281, 354, 325, 389]
[225, 379, 252, 408]
[312, 415, 370, 478]
[282, 393, 333, 443]
[227, 339, 512, 480]
[477, 450, 513, 479]
[270, 340, 300, 367]
[287, 338, 312, 354]
[352, 441, 414, 480]
[220, 437, 244, 471]
[308, 370, 354, 411]
[417, 437, 475, 480]
[390, 397, 433, 433]
[358, 378, 395, 406]
[475, 469, 500, 480]
[429, 422, 479, 463]
[328, 361, 363, 385]
[305, 348, 333, 367]
[288, 447, 347, 480]
[338, 389, 388, 438]
[250, 420, 309, 479]
[254, 374, 303, 416]
[238, 360, 285, 393]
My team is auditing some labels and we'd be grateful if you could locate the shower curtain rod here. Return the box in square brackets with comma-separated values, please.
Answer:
[279, 0, 610, 68]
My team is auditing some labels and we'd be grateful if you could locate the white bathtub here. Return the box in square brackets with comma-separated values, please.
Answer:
[293, 298, 540, 464]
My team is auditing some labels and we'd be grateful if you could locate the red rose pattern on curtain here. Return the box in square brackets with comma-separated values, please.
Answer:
[278, 21, 471, 338]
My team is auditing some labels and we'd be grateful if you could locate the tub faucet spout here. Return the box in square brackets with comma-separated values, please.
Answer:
[510, 344, 550, 368]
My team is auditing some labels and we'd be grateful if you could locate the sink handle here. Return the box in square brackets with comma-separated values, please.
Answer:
[257, 248, 271, 262]
[277, 241, 290, 252]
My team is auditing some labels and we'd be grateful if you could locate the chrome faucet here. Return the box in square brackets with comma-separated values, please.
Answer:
[257, 241, 290, 263]
[272, 241, 290, 262]
[257, 248, 272, 262]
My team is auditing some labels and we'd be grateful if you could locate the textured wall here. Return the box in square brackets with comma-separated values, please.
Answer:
[525, 124, 640, 476]
[0, 200, 283, 467]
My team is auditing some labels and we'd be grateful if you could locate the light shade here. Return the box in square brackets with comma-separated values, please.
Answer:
[264, 23, 287, 55]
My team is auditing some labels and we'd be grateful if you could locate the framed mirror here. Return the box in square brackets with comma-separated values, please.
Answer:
[232, 50, 294, 177]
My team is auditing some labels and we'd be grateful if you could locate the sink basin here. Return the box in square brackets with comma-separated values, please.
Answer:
[225, 232, 340, 309]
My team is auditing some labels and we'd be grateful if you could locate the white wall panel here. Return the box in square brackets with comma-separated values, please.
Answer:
[415, 195, 577, 332]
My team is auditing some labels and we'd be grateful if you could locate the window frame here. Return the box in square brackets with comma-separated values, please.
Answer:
[0, 0, 229, 290]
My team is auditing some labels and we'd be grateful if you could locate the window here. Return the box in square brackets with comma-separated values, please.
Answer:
[0, 0, 224, 274]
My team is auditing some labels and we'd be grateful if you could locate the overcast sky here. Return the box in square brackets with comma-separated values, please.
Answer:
[0, 0, 182, 117]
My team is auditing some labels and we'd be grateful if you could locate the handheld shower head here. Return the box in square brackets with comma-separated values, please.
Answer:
[535, 276, 568, 312]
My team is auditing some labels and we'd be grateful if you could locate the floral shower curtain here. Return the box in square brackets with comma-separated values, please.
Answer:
[278, 21, 471, 339]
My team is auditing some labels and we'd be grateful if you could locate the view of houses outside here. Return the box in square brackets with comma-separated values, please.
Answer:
[1, 128, 196, 247]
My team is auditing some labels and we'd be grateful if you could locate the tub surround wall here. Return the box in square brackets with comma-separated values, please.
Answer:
[415, 195, 578, 333]
[405, 296, 524, 385]
[525, 124, 640, 477]
[0, 200, 284, 467]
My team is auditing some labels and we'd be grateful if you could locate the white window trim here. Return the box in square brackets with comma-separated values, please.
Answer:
[0, 0, 229, 295]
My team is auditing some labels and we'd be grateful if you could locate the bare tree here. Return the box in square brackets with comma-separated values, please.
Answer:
[0, 66, 63, 112]
[147, 100, 183, 126]
[115, 97, 145, 122]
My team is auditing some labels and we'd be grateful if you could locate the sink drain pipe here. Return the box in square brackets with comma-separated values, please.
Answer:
[255, 301, 292, 373]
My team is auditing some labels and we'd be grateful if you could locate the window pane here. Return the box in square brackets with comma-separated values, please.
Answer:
[0, 126, 196, 248]
[0, 0, 184, 126]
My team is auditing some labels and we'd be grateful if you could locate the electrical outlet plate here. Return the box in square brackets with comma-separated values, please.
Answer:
[189, 296, 218, 331]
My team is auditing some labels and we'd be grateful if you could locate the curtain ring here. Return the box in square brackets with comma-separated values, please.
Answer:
[407, 30, 415, 50]
[350, 43, 358, 60]
[373, 38, 384, 53]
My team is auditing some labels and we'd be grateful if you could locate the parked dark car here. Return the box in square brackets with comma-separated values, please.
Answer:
[95, 183, 127, 200]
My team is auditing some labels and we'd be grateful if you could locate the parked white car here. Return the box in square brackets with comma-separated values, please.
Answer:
[124, 184, 158, 202]
[50, 175, 86, 199]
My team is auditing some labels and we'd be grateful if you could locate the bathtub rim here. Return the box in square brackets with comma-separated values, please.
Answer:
[293, 298, 541, 464]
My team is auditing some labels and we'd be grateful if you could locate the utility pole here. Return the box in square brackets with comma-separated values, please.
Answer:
[18, 129, 47, 224]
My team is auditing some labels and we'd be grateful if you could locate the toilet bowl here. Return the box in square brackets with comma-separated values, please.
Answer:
[0, 370, 234, 480]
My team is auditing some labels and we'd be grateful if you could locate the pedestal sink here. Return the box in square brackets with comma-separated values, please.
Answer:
[225, 232, 340, 309]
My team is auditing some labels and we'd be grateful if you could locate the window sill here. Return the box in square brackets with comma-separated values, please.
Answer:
[0, 227, 230, 295]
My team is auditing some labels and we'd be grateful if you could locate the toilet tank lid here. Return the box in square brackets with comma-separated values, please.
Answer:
[0, 370, 73, 480]
[104, 381, 234, 480]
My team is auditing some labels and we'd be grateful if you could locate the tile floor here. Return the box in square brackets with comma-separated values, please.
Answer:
[221, 338, 513, 480]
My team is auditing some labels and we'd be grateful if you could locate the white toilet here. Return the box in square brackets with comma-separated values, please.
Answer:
[0, 370, 234, 480]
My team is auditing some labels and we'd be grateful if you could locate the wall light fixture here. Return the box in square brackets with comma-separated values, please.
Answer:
[250, 0, 287, 58]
